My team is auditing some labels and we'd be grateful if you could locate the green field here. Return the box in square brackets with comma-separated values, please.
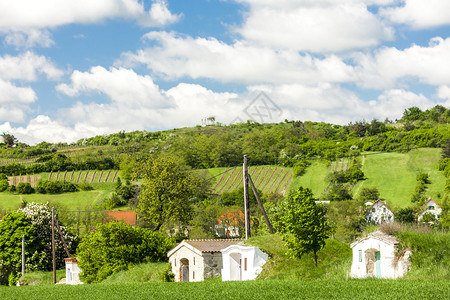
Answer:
[0, 182, 115, 211]
[283, 148, 445, 208]
[0, 279, 447, 299]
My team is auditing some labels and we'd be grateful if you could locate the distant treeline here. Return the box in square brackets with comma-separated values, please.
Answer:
[0, 153, 118, 176]
[0, 106, 449, 172]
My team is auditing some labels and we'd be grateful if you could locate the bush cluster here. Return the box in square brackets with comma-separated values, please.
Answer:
[36, 180, 78, 194]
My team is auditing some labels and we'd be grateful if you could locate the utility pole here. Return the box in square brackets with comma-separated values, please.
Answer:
[52, 207, 56, 284]
[248, 174, 274, 234]
[243, 155, 251, 239]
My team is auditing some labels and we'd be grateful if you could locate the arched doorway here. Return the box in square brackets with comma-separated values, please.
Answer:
[180, 258, 189, 282]
[365, 249, 381, 278]
[229, 253, 242, 281]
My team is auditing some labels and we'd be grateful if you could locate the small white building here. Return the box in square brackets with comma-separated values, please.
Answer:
[350, 231, 411, 279]
[366, 200, 394, 224]
[418, 198, 442, 222]
[64, 257, 83, 285]
[221, 245, 268, 281]
[167, 239, 242, 282]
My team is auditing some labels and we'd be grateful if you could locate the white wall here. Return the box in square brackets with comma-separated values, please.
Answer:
[221, 245, 268, 281]
[168, 245, 205, 282]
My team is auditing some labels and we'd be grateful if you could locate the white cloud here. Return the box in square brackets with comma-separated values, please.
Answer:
[235, 0, 394, 53]
[355, 37, 450, 89]
[119, 31, 355, 85]
[0, 0, 180, 31]
[4, 29, 55, 48]
[57, 66, 173, 108]
[0, 51, 63, 81]
[368, 89, 435, 120]
[381, 0, 450, 29]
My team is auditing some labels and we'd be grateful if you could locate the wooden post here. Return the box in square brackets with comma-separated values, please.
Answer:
[248, 174, 274, 234]
[243, 155, 251, 239]
[54, 217, 71, 258]
[52, 207, 56, 284]
[21, 236, 25, 276]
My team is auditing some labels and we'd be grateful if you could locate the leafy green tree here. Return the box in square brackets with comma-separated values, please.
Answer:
[396, 207, 415, 224]
[281, 187, 331, 267]
[137, 156, 210, 231]
[322, 183, 352, 201]
[402, 106, 424, 121]
[3, 134, 18, 148]
[0, 203, 77, 286]
[0, 212, 35, 285]
[442, 139, 450, 159]
[77, 222, 174, 283]
[358, 187, 380, 202]
[16, 182, 34, 194]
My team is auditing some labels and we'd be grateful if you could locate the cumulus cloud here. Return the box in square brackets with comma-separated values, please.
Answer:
[355, 37, 450, 89]
[119, 31, 355, 85]
[57, 66, 173, 108]
[0, 51, 63, 81]
[380, 0, 450, 29]
[4, 29, 55, 49]
[235, 0, 394, 53]
[0, 0, 180, 31]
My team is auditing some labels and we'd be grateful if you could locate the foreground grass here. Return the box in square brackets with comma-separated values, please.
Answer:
[1, 279, 448, 300]
[101, 263, 167, 283]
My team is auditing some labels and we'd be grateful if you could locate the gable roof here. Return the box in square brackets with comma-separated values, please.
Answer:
[370, 199, 394, 214]
[168, 239, 243, 257]
[421, 197, 440, 210]
[105, 211, 137, 226]
[351, 230, 398, 248]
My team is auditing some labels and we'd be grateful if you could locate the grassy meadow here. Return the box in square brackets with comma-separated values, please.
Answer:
[1, 279, 448, 300]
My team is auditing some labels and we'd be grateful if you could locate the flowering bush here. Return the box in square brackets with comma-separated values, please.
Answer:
[0, 202, 78, 285]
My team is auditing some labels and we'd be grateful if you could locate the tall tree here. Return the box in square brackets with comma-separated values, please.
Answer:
[3, 134, 18, 148]
[282, 187, 331, 267]
[137, 156, 209, 231]
[442, 139, 450, 159]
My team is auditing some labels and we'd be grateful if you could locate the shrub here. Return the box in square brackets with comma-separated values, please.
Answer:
[78, 182, 94, 191]
[16, 182, 34, 194]
[77, 222, 175, 283]
[416, 173, 430, 184]
[0, 179, 8, 192]
[36, 180, 78, 194]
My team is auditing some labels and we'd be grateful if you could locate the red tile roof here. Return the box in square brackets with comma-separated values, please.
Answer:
[105, 211, 137, 226]
[218, 210, 244, 226]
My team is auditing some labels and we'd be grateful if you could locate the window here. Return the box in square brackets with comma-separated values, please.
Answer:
[193, 271, 195, 280]
[372, 208, 375, 212]
[383, 208, 386, 212]
[429, 206, 435, 210]
[244, 258, 247, 271]
[193, 257, 195, 265]
[174, 259, 176, 266]
[359, 250, 362, 262]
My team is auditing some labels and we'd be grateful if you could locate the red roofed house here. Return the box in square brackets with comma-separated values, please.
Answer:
[366, 200, 394, 224]
[215, 210, 244, 238]
[105, 211, 137, 226]
[418, 197, 442, 222]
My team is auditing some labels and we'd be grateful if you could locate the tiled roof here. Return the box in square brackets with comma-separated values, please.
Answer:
[106, 211, 137, 226]
[218, 210, 244, 225]
[184, 239, 243, 253]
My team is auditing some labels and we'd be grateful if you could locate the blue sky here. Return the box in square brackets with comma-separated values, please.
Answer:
[0, 0, 450, 145]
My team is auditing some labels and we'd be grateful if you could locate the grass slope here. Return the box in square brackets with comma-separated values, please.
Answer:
[245, 234, 352, 281]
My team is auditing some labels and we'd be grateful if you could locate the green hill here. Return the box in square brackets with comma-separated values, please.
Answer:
[209, 148, 446, 209]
